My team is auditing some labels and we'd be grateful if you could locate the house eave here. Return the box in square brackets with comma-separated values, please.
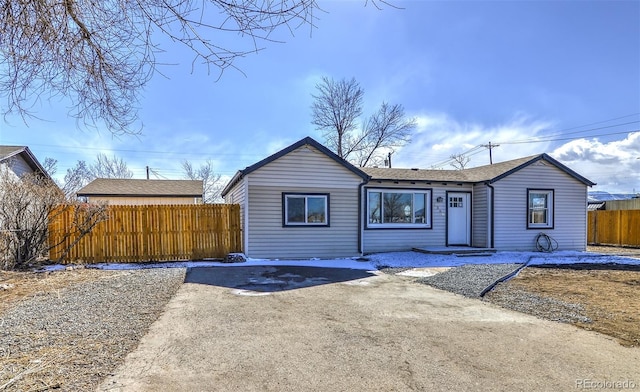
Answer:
[487, 153, 596, 186]
[220, 136, 371, 198]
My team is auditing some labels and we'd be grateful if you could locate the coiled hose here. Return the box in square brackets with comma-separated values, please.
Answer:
[535, 232, 558, 252]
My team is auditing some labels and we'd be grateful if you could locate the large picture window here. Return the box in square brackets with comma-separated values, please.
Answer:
[367, 189, 431, 228]
[283, 193, 329, 226]
[527, 189, 554, 229]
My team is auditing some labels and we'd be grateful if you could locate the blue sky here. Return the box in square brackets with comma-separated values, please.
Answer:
[1, 0, 639, 193]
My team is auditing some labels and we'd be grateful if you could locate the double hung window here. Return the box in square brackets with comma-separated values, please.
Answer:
[527, 189, 554, 229]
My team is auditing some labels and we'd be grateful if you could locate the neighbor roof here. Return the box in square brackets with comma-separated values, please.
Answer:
[363, 154, 595, 186]
[0, 145, 52, 180]
[77, 179, 203, 197]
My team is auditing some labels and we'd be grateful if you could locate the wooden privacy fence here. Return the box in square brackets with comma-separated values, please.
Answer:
[49, 204, 241, 263]
[588, 210, 640, 247]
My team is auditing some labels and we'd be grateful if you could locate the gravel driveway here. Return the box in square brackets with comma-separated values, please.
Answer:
[99, 266, 640, 392]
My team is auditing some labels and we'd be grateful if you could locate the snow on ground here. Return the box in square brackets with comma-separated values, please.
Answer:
[367, 250, 640, 269]
[39, 250, 640, 272]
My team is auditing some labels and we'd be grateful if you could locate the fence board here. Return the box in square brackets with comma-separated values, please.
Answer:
[49, 204, 241, 263]
[588, 210, 640, 247]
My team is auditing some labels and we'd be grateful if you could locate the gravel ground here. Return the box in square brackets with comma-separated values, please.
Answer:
[0, 268, 185, 391]
[417, 263, 524, 297]
[485, 284, 592, 324]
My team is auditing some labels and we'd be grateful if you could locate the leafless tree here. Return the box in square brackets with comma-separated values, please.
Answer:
[90, 153, 133, 179]
[182, 160, 223, 203]
[449, 153, 470, 170]
[311, 77, 364, 158]
[352, 102, 414, 167]
[0, 165, 107, 269]
[62, 154, 133, 197]
[0, 1, 396, 136]
[42, 157, 58, 177]
[311, 76, 415, 166]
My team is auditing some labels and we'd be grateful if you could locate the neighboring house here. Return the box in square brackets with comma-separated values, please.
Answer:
[77, 179, 204, 205]
[0, 145, 52, 180]
[221, 136, 596, 259]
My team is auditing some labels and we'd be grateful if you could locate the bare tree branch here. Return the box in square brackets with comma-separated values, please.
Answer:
[355, 102, 415, 167]
[182, 159, 222, 203]
[311, 76, 364, 158]
[0, 163, 107, 269]
[449, 153, 470, 170]
[63, 154, 132, 198]
[0, 0, 331, 135]
[311, 77, 414, 166]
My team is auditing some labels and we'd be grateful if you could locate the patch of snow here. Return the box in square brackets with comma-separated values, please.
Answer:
[231, 289, 272, 297]
[367, 250, 640, 268]
[36, 250, 639, 273]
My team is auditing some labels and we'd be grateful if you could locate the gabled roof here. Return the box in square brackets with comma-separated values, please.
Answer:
[0, 145, 52, 180]
[363, 154, 595, 186]
[77, 179, 203, 197]
[221, 136, 369, 197]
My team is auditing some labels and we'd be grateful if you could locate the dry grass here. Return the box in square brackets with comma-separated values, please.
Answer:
[497, 265, 640, 347]
[0, 268, 119, 314]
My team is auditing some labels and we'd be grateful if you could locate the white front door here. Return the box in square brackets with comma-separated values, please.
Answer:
[447, 192, 471, 246]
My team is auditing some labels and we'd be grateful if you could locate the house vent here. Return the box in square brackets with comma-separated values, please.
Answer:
[411, 168, 419, 171]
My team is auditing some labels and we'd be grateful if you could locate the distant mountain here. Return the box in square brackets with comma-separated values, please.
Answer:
[588, 191, 639, 202]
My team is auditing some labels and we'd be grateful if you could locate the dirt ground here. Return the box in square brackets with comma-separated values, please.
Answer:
[99, 267, 639, 391]
[0, 267, 118, 314]
[485, 245, 640, 347]
[1, 246, 639, 389]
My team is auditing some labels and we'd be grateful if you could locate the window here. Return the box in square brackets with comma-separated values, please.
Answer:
[283, 193, 329, 226]
[527, 189, 554, 229]
[367, 189, 431, 228]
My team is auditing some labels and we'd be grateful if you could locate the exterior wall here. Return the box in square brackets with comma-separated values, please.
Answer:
[492, 161, 588, 251]
[1, 156, 33, 178]
[224, 180, 247, 252]
[245, 145, 364, 259]
[472, 183, 489, 248]
[362, 183, 472, 253]
[86, 196, 202, 205]
[605, 198, 640, 211]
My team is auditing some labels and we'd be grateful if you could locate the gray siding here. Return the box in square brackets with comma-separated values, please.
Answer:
[224, 179, 247, 252]
[245, 145, 364, 259]
[3, 156, 33, 178]
[472, 184, 489, 247]
[492, 161, 588, 251]
[362, 183, 470, 253]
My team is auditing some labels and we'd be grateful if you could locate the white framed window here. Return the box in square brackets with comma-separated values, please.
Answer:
[283, 193, 329, 226]
[367, 189, 431, 229]
[527, 189, 554, 229]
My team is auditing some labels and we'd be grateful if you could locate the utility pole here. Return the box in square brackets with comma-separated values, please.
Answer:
[482, 142, 500, 164]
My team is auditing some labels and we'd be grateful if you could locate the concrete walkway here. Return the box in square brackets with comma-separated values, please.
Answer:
[98, 266, 639, 391]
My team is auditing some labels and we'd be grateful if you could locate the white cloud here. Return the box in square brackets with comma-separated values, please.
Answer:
[550, 132, 640, 193]
[395, 112, 555, 169]
[393, 114, 640, 193]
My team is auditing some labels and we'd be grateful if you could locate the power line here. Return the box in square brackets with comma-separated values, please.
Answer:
[499, 128, 639, 145]
[497, 121, 639, 145]
[480, 142, 500, 164]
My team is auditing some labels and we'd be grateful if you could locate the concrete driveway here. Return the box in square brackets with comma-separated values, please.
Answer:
[99, 266, 639, 391]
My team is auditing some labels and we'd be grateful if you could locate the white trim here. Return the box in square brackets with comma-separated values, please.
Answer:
[366, 188, 432, 228]
[527, 189, 554, 229]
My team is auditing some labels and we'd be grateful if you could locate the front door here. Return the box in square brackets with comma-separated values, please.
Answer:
[447, 192, 471, 246]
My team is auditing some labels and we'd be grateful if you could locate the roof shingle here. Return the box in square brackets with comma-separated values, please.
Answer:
[77, 179, 203, 197]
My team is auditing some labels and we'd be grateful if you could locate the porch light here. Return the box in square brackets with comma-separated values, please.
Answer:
[436, 196, 444, 203]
